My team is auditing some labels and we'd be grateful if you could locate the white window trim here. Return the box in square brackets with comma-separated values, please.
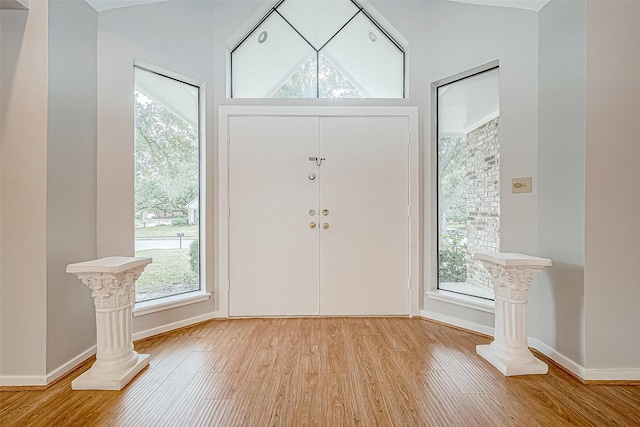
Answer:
[431, 61, 500, 307]
[227, 0, 409, 99]
[133, 63, 207, 312]
[133, 291, 211, 317]
[426, 289, 495, 314]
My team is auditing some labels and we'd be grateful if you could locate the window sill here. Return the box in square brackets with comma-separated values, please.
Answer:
[426, 289, 495, 314]
[133, 291, 211, 317]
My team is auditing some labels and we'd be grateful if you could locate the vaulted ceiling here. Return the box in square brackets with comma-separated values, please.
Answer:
[446, 0, 549, 11]
[83, 0, 550, 13]
[84, 0, 168, 12]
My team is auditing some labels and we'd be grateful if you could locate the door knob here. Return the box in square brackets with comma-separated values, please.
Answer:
[309, 222, 317, 229]
[322, 209, 329, 216]
[323, 223, 330, 229]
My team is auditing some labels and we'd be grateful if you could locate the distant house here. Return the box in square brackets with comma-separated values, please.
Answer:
[186, 198, 199, 225]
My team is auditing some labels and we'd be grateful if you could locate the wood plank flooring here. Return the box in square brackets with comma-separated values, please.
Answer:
[2, 317, 639, 426]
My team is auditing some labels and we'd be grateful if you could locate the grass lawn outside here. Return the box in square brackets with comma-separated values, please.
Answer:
[135, 224, 198, 239]
[135, 248, 199, 302]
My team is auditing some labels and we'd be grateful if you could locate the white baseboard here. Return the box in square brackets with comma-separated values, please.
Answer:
[419, 311, 588, 379]
[584, 368, 640, 381]
[0, 346, 97, 387]
[1, 312, 221, 387]
[0, 375, 47, 387]
[527, 338, 586, 379]
[132, 311, 219, 342]
[528, 338, 640, 381]
[6, 313, 639, 385]
[420, 310, 495, 337]
[419, 310, 588, 379]
[46, 345, 97, 385]
[421, 312, 640, 382]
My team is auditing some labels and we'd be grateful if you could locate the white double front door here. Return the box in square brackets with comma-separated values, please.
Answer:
[228, 115, 409, 316]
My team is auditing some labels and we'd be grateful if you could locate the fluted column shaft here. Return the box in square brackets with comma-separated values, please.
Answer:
[77, 267, 144, 378]
[67, 257, 152, 390]
[475, 252, 551, 376]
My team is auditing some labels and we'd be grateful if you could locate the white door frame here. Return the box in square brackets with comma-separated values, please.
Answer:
[218, 106, 420, 317]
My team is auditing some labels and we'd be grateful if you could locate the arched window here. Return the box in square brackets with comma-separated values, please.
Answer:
[231, 0, 405, 98]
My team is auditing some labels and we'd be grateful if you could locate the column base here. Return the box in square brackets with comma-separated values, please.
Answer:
[476, 344, 547, 376]
[72, 353, 150, 390]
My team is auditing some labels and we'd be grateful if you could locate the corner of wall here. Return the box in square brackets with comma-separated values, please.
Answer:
[0, 0, 49, 382]
[45, 0, 99, 375]
[535, 0, 586, 368]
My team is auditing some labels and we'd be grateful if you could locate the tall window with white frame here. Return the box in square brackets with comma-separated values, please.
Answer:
[134, 66, 201, 303]
[231, 0, 405, 98]
[437, 67, 500, 300]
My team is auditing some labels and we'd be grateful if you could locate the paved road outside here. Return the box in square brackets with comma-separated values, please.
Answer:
[135, 238, 196, 251]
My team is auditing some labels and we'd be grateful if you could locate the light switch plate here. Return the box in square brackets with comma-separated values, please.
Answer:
[512, 177, 532, 193]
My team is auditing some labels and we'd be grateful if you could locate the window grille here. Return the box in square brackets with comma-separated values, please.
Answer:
[231, 0, 405, 98]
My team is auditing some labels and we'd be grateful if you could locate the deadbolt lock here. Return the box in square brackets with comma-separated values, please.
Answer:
[309, 209, 316, 216]
[322, 209, 329, 216]
[309, 222, 317, 229]
[323, 223, 330, 229]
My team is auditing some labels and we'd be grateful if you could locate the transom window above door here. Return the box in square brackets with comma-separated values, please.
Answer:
[231, 0, 405, 98]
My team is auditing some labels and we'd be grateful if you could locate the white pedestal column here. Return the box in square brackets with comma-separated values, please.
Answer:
[475, 252, 551, 376]
[67, 256, 152, 390]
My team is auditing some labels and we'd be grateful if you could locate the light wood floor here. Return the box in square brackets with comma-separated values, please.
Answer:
[2, 317, 639, 426]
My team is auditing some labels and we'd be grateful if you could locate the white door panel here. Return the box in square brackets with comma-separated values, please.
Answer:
[319, 116, 409, 315]
[229, 116, 320, 316]
[228, 115, 409, 316]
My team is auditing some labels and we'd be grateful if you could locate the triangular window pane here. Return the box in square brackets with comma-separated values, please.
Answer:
[230, 0, 405, 98]
[321, 13, 403, 98]
[232, 12, 316, 98]
[318, 55, 362, 98]
[135, 67, 198, 127]
[272, 55, 318, 98]
[277, 0, 359, 50]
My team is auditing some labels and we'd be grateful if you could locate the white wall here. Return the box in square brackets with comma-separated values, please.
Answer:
[46, 0, 98, 374]
[584, 0, 640, 370]
[419, 1, 539, 326]
[535, 0, 586, 366]
[96, 0, 542, 335]
[96, 0, 425, 333]
[3, 0, 637, 383]
[97, 1, 217, 333]
[0, 0, 48, 380]
[0, 0, 100, 384]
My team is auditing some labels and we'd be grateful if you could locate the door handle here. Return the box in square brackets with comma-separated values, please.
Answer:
[323, 223, 330, 229]
[310, 222, 317, 229]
